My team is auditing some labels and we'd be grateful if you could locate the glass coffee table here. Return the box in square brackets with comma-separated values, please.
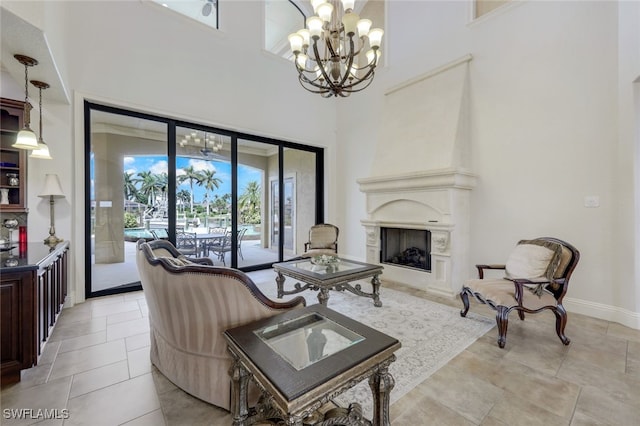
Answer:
[224, 304, 401, 426]
[273, 257, 384, 307]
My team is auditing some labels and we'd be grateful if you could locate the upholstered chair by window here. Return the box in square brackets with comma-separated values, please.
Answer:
[460, 237, 580, 348]
[302, 223, 339, 257]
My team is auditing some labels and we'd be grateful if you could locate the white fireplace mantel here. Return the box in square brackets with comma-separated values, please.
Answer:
[356, 167, 476, 193]
[358, 168, 476, 297]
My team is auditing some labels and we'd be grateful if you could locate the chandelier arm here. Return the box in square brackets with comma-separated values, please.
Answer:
[312, 39, 336, 91]
[298, 69, 333, 90]
[336, 36, 366, 61]
[297, 77, 331, 95]
[341, 75, 376, 93]
[349, 67, 375, 86]
[352, 51, 379, 84]
[336, 35, 356, 89]
[294, 53, 315, 75]
[295, 51, 326, 88]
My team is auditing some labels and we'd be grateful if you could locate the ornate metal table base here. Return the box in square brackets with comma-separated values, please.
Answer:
[229, 351, 396, 426]
[276, 272, 383, 308]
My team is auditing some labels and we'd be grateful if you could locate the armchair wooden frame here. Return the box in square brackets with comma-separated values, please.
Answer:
[459, 237, 580, 348]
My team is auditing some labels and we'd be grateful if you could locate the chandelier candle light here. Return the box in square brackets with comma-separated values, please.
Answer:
[288, 0, 383, 97]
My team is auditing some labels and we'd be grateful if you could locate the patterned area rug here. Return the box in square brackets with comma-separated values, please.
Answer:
[255, 277, 494, 418]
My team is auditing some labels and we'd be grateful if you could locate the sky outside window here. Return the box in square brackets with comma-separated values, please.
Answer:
[122, 155, 261, 204]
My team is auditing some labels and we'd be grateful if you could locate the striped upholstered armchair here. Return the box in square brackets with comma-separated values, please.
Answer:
[135, 239, 306, 410]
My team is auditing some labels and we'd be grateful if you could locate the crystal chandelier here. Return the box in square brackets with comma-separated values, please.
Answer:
[288, 0, 383, 98]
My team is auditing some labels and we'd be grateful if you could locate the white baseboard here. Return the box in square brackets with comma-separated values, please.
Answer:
[564, 297, 640, 330]
[63, 292, 76, 309]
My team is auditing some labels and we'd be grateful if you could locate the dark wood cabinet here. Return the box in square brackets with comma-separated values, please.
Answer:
[0, 269, 36, 385]
[0, 98, 28, 213]
[0, 242, 69, 386]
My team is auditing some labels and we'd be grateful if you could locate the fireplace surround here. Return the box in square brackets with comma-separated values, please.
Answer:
[357, 55, 475, 297]
[358, 168, 476, 297]
[381, 227, 431, 272]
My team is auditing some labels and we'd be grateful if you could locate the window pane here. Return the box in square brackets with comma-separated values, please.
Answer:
[283, 147, 316, 260]
[152, 0, 218, 29]
[265, 0, 305, 57]
[176, 126, 231, 262]
[238, 138, 279, 268]
[90, 110, 167, 294]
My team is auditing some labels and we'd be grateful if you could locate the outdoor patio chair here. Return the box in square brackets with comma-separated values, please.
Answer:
[460, 237, 580, 348]
[237, 227, 247, 260]
[176, 230, 198, 256]
[208, 232, 232, 266]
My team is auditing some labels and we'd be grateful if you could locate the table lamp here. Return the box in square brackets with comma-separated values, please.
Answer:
[38, 174, 65, 245]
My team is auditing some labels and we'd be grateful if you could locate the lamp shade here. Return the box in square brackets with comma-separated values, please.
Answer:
[13, 127, 39, 149]
[30, 140, 52, 160]
[38, 174, 65, 198]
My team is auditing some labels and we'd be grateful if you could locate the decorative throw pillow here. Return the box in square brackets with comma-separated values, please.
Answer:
[505, 239, 563, 296]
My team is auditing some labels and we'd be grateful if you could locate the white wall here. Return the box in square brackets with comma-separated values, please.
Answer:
[3, 0, 638, 328]
[336, 1, 639, 328]
[617, 0, 640, 323]
[2, 0, 337, 303]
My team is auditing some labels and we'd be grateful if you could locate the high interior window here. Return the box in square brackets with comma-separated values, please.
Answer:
[475, 0, 510, 18]
[152, 0, 219, 29]
[265, 0, 306, 58]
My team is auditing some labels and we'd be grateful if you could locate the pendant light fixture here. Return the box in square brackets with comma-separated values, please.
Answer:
[29, 80, 53, 160]
[12, 54, 39, 150]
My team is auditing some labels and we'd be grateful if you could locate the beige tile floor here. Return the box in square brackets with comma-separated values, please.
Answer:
[1, 271, 640, 425]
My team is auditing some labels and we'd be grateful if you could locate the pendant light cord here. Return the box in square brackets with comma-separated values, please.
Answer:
[24, 63, 29, 103]
[38, 86, 43, 140]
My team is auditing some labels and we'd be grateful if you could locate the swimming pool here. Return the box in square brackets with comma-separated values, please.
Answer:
[123, 228, 155, 242]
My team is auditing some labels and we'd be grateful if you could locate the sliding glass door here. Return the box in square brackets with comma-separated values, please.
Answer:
[87, 107, 168, 296]
[85, 102, 323, 297]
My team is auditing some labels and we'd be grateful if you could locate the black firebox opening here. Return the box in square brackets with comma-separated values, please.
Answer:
[380, 228, 431, 272]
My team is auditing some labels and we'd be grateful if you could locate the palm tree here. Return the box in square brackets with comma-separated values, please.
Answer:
[177, 166, 204, 214]
[238, 180, 261, 224]
[123, 171, 138, 201]
[200, 169, 223, 216]
[134, 171, 159, 205]
[177, 189, 191, 213]
[155, 172, 168, 202]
